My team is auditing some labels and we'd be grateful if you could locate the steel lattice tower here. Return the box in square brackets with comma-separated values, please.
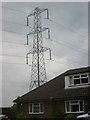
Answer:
[26, 7, 51, 91]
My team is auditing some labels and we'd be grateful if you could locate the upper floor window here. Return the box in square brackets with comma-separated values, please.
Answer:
[29, 103, 44, 114]
[70, 73, 89, 86]
[65, 73, 90, 88]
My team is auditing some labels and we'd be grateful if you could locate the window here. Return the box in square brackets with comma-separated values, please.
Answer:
[65, 100, 84, 113]
[29, 103, 44, 114]
[69, 73, 90, 87]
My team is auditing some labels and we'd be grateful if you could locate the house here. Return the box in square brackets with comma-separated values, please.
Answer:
[13, 66, 90, 118]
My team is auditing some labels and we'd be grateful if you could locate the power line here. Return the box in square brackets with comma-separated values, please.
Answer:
[1, 6, 87, 45]
[0, 61, 29, 66]
[1, 53, 84, 67]
[1, 50, 87, 68]
[43, 17, 87, 39]
[0, 57, 86, 69]
[1, 32, 90, 60]
[0, 60, 72, 70]
[1, 38, 88, 64]
[52, 55, 86, 67]
[44, 38, 88, 66]
[1, 19, 27, 27]
[0, 41, 26, 46]
[0, 53, 87, 69]
[1, 41, 32, 47]
[1, 54, 25, 58]
[2, 29, 26, 35]
[0, 41, 27, 46]
[2, 32, 88, 59]
[1, 19, 33, 30]
[45, 37, 89, 56]
[2, 29, 88, 57]
[48, 18, 87, 39]
[54, 39, 88, 56]
[1, 5, 28, 14]
[50, 59, 74, 68]
[2, 29, 88, 56]
[46, 57, 86, 69]
[1, 6, 88, 68]
[45, 41, 87, 67]
[1, 5, 87, 39]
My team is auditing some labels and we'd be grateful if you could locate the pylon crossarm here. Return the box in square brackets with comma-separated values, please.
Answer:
[27, 12, 34, 26]
[27, 31, 34, 36]
[27, 9, 35, 17]
[39, 8, 49, 19]
[42, 28, 50, 39]
[42, 47, 51, 60]
[27, 27, 50, 36]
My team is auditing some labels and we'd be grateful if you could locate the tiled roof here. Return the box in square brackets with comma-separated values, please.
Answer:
[64, 66, 90, 75]
[14, 66, 90, 103]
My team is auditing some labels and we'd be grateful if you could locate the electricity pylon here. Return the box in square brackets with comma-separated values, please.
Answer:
[26, 7, 51, 91]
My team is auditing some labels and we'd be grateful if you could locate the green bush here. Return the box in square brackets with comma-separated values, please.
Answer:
[11, 103, 18, 117]
[65, 114, 75, 120]
[16, 113, 26, 120]
[51, 109, 65, 120]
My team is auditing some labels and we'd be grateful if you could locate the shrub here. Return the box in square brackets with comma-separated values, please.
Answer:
[65, 114, 75, 120]
[52, 109, 65, 120]
[16, 113, 26, 120]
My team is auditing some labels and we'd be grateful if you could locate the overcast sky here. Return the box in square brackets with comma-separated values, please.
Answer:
[0, 1, 89, 107]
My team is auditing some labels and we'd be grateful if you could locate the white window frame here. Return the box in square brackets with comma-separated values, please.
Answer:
[29, 103, 44, 114]
[69, 73, 90, 87]
[65, 100, 84, 113]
